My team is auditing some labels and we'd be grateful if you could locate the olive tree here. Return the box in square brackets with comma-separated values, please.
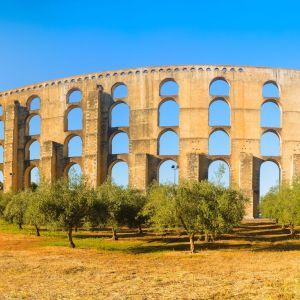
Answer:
[120, 188, 147, 234]
[261, 180, 300, 237]
[3, 190, 29, 229]
[43, 177, 94, 248]
[145, 181, 247, 253]
[24, 182, 52, 236]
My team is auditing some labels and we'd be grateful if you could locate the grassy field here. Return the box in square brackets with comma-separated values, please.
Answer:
[0, 221, 299, 299]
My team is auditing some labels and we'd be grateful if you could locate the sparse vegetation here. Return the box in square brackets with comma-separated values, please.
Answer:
[260, 179, 300, 237]
[0, 176, 299, 298]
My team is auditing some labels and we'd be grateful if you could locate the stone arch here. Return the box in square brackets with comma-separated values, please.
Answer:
[110, 131, 129, 154]
[259, 160, 281, 198]
[26, 114, 41, 136]
[67, 163, 82, 183]
[25, 139, 40, 160]
[65, 106, 83, 131]
[158, 129, 179, 155]
[24, 166, 40, 188]
[0, 121, 4, 140]
[208, 159, 230, 187]
[109, 160, 129, 187]
[208, 129, 230, 155]
[260, 100, 281, 128]
[260, 130, 280, 156]
[262, 81, 279, 98]
[209, 77, 230, 96]
[0, 170, 3, 190]
[158, 99, 179, 127]
[159, 78, 179, 96]
[110, 101, 130, 127]
[209, 98, 230, 126]
[65, 135, 82, 157]
[27, 95, 41, 111]
[112, 83, 128, 99]
[0, 145, 3, 163]
[67, 88, 82, 103]
[158, 159, 179, 185]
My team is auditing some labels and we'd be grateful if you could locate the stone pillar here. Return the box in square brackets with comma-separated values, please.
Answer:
[130, 154, 160, 190]
[186, 153, 209, 181]
[291, 154, 300, 179]
[40, 141, 60, 183]
[82, 85, 102, 187]
[239, 152, 260, 219]
[3, 102, 18, 192]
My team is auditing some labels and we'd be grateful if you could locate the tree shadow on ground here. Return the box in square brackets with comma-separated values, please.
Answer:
[62, 221, 300, 254]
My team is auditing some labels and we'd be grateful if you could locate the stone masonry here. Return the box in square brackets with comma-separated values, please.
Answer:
[1, 64, 299, 218]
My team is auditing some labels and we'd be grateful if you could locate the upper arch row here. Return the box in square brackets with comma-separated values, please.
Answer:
[13, 79, 280, 110]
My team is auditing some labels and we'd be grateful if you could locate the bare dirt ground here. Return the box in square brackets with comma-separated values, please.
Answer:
[0, 222, 299, 300]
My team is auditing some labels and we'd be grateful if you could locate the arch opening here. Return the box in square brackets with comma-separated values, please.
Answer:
[0, 121, 4, 140]
[159, 130, 179, 155]
[159, 100, 179, 127]
[159, 159, 178, 185]
[67, 107, 83, 131]
[68, 89, 82, 103]
[208, 160, 230, 187]
[29, 141, 40, 160]
[112, 84, 128, 99]
[68, 164, 82, 185]
[209, 99, 230, 126]
[28, 115, 41, 136]
[30, 167, 40, 188]
[111, 103, 129, 127]
[259, 161, 280, 199]
[0, 146, 3, 164]
[0, 170, 3, 190]
[29, 97, 41, 111]
[260, 131, 280, 156]
[261, 101, 280, 128]
[111, 161, 128, 187]
[263, 82, 279, 98]
[210, 78, 230, 96]
[67, 136, 82, 157]
[208, 130, 230, 155]
[160, 80, 179, 96]
[111, 132, 129, 154]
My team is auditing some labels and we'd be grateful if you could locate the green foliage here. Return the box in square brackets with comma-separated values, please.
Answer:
[145, 180, 247, 253]
[260, 179, 300, 236]
[24, 181, 52, 236]
[3, 191, 29, 229]
[94, 181, 147, 239]
[0, 191, 13, 218]
[42, 177, 94, 247]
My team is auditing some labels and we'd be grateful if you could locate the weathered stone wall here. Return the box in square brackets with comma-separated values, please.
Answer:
[1, 64, 300, 218]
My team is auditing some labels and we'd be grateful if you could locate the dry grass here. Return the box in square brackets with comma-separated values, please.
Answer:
[0, 221, 299, 299]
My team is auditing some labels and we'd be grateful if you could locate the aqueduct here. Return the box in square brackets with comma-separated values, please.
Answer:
[1, 64, 300, 218]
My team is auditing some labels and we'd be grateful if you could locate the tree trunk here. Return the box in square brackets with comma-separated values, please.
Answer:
[68, 228, 75, 248]
[75, 226, 78, 232]
[18, 223, 23, 230]
[204, 232, 209, 243]
[289, 225, 296, 238]
[189, 234, 195, 253]
[35, 225, 40, 237]
[138, 224, 143, 235]
[112, 228, 118, 240]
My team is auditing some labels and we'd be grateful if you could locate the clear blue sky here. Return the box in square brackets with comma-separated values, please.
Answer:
[1, 0, 300, 90]
[1, 0, 294, 194]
